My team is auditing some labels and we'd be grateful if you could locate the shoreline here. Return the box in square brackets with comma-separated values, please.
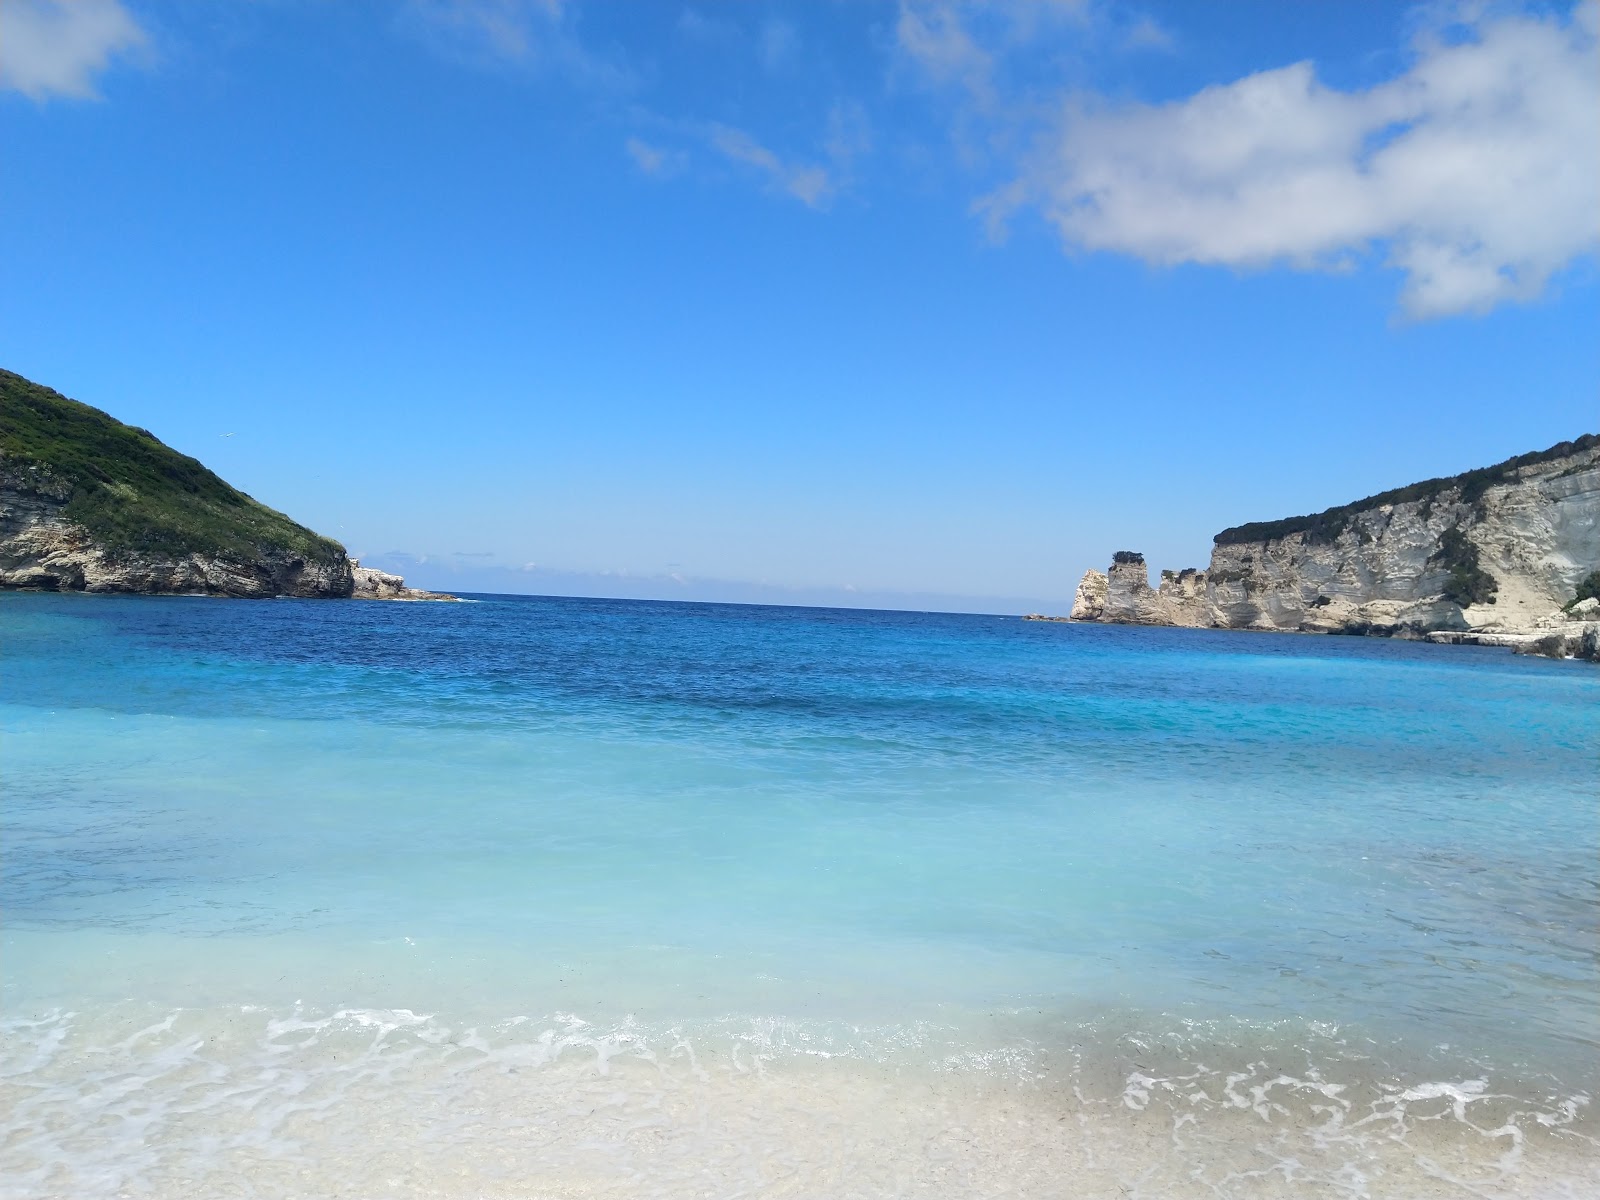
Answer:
[5, 997, 1595, 1199]
[1023, 610, 1600, 661]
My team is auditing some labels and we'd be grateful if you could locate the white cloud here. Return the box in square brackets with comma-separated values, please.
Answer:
[398, 0, 625, 87]
[760, 17, 799, 72]
[991, 1, 1600, 318]
[402, 0, 564, 63]
[633, 105, 868, 209]
[1122, 15, 1173, 53]
[708, 124, 834, 208]
[0, 0, 146, 100]
[625, 136, 684, 178]
[896, 2, 997, 105]
[895, 0, 1096, 104]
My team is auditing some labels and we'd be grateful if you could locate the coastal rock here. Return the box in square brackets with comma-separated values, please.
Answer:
[1, 369, 465, 603]
[2, 369, 360, 599]
[1102, 553, 1172, 625]
[0, 459, 353, 598]
[1088, 553, 1213, 627]
[350, 562, 459, 602]
[1069, 569, 1107, 620]
[1156, 567, 1212, 628]
[1070, 435, 1600, 656]
[1516, 623, 1600, 661]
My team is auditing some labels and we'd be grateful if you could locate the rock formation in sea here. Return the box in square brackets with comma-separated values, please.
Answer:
[0, 368, 452, 601]
[1069, 435, 1600, 659]
[350, 561, 460, 602]
[1069, 566, 1108, 622]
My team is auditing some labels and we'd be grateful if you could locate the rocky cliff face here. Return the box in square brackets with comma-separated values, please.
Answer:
[1069, 553, 1214, 627]
[1, 368, 462, 602]
[1070, 436, 1600, 658]
[0, 458, 354, 598]
[1070, 567, 1108, 621]
[0, 462, 462, 601]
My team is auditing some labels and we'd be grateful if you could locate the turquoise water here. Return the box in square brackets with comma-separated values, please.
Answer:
[2, 591, 1597, 1198]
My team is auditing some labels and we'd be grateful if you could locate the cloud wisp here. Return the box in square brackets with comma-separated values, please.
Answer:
[397, 0, 627, 89]
[625, 136, 685, 179]
[893, 0, 1115, 109]
[0, 0, 146, 101]
[624, 98, 870, 209]
[985, 2, 1600, 318]
[708, 125, 833, 208]
[896, 2, 999, 107]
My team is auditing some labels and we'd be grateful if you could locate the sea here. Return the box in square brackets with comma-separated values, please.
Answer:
[1, 590, 1596, 1199]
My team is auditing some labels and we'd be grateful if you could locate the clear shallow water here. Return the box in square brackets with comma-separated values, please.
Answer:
[2, 591, 1597, 1198]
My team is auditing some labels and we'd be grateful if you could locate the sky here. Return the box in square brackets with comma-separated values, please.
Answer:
[2, 0, 1596, 612]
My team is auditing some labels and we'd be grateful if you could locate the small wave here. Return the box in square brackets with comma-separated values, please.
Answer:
[3, 1003, 1596, 1199]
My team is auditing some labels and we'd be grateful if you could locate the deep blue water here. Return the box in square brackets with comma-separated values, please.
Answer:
[2, 591, 1597, 1197]
[4, 590, 1595, 1035]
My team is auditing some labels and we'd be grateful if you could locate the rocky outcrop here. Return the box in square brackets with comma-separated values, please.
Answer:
[1426, 599, 1600, 661]
[1070, 553, 1216, 627]
[0, 458, 353, 598]
[1070, 435, 1600, 660]
[1509, 597, 1600, 660]
[1105, 553, 1163, 624]
[0, 369, 459, 603]
[350, 562, 459, 602]
[1093, 552, 1214, 627]
[0, 460, 458, 601]
[1069, 569, 1108, 620]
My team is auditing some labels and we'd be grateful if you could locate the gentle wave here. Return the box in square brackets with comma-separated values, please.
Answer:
[4, 1003, 1596, 1199]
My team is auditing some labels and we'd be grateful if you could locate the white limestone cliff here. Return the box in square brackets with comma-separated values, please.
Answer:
[1069, 435, 1600, 659]
[1069, 569, 1108, 621]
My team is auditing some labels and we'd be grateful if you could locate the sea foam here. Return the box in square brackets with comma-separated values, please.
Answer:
[4, 1003, 1596, 1199]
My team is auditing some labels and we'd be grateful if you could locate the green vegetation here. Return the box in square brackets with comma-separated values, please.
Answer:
[0, 368, 346, 565]
[1566, 569, 1600, 611]
[1429, 525, 1498, 608]
[1214, 433, 1599, 546]
[1112, 550, 1145, 565]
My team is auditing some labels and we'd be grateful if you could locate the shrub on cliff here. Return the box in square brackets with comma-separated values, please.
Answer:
[1214, 433, 1599, 546]
[0, 368, 347, 567]
[1429, 525, 1498, 608]
[1112, 550, 1145, 565]
[1566, 569, 1600, 611]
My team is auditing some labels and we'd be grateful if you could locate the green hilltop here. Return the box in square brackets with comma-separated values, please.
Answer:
[0, 368, 347, 568]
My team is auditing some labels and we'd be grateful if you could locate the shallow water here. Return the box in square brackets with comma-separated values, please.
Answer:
[2, 591, 1597, 1197]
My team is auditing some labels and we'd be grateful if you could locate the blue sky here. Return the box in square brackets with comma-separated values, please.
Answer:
[3, 0, 1596, 611]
